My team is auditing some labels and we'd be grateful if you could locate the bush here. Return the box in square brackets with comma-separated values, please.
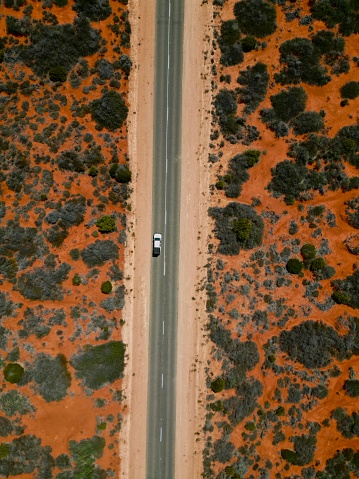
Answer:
[81, 240, 119, 267]
[90, 91, 128, 131]
[271, 87, 307, 123]
[68, 436, 106, 478]
[237, 62, 269, 114]
[32, 353, 71, 402]
[333, 408, 359, 438]
[220, 19, 241, 45]
[211, 377, 225, 393]
[233, 218, 252, 241]
[0, 390, 35, 417]
[49, 66, 67, 83]
[220, 150, 260, 197]
[3, 363, 24, 384]
[268, 160, 308, 201]
[70, 341, 125, 390]
[318, 449, 359, 479]
[213, 437, 235, 464]
[344, 379, 359, 397]
[241, 35, 257, 52]
[281, 449, 296, 463]
[57, 151, 85, 173]
[73, 0, 112, 21]
[275, 37, 330, 86]
[311, 0, 359, 35]
[234, 0, 277, 38]
[341, 81, 359, 100]
[109, 164, 132, 183]
[101, 281, 112, 294]
[281, 435, 316, 466]
[346, 198, 359, 229]
[96, 216, 116, 233]
[209, 202, 264, 255]
[310, 257, 326, 272]
[332, 269, 359, 309]
[301, 243, 317, 260]
[220, 44, 244, 67]
[286, 258, 303, 274]
[223, 377, 263, 425]
[292, 111, 324, 135]
[279, 320, 346, 368]
[72, 274, 82, 286]
[16, 264, 71, 301]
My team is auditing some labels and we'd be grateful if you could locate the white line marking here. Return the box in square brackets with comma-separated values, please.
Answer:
[162, 320, 165, 336]
[160, 427, 163, 442]
[161, 373, 164, 388]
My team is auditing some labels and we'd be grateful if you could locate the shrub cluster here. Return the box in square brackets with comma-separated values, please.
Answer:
[90, 91, 128, 131]
[81, 240, 119, 267]
[96, 216, 116, 233]
[209, 202, 264, 255]
[3, 363, 24, 384]
[18, 18, 101, 76]
[341, 81, 359, 100]
[346, 198, 359, 229]
[317, 449, 359, 479]
[70, 341, 125, 390]
[73, 0, 112, 21]
[333, 408, 359, 438]
[275, 37, 331, 86]
[233, 0, 277, 38]
[286, 258, 303, 274]
[109, 163, 132, 183]
[32, 353, 71, 402]
[217, 150, 260, 198]
[281, 434, 316, 466]
[237, 62, 269, 114]
[223, 377, 263, 426]
[344, 379, 359, 397]
[218, 19, 243, 67]
[332, 269, 359, 309]
[101, 281, 112, 294]
[279, 320, 347, 368]
[311, 0, 359, 36]
[16, 264, 71, 301]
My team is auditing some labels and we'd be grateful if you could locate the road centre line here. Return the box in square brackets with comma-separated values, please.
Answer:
[160, 427, 163, 442]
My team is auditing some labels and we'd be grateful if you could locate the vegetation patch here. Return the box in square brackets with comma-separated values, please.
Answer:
[16, 264, 71, 301]
[90, 91, 128, 131]
[209, 202, 264, 255]
[341, 81, 359, 100]
[332, 269, 359, 309]
[73, 0, 112, 21]
[233, 0, 277, 38]
[81, 240, 119, 267]
[0, 390, 35, 417]
[32, 353, 71, 402]
[237, 62, 269, 114]
[3, 363, 24, 384]
[96, 215, 116, 233]
[217, 150, 260, 198]
[70, 341, 125, 390]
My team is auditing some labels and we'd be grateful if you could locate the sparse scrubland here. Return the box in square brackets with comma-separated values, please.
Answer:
[205, 0, 359, 478]
[0, 0, 130, 477]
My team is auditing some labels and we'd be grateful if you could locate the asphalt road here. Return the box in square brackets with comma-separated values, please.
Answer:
[146, 0, 184, 478]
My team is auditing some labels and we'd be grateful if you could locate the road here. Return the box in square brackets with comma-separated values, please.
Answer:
[146, 0, 184, 478]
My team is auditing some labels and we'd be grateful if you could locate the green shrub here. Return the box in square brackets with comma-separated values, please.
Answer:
[281, 449, 296, 463]
[301, 243, 316, 260]
[96, 216, 116, 233]
[209, 202, 264, 255]
[57, 151, 85, 173]
[211, 377, 225, 393]
[332, 269, 359, 309]
[332, 290, 350, 305]
[68, 436, 106, 478]
[268, 160, 308, 201]
[292, 111, 324, 135]
[3, 363, 24, 384]
[286, 258, 303, 274]
[234, 0, 277, 38]
[101, 281, 112, 294]
[55, 0, 68, 6]
[220, 19, 241, 45]
[344, 379, 359, 397]
[73, 0, 112, 21]
[0, 444, 10, 459]
[0, 390, 35, 417]
[275, 406, 285, 416]
[109, 164, 132, 183]
[71, 341, 125, 390]
[233, 218, 252, 241]
[72, 274, 82, 286]
[241, 35, 257, 52]
[16, 264, 71, 301]
[341, 81, 359, 100]
[49, 66, 67, 83]
[220, 150, 260, 198]
[310, 257, 326, 272]
[88, 166, 98, 177]
[90, 91, 128, 131]
[210, 400, 224, 412]
[312, 30, 345, 55]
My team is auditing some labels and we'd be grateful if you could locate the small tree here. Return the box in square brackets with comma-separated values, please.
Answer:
[211, 377, 225, 393]
[340, 81, 359, 100]
[286, 258, 303, 274]
[233, 218, 252, 241]
[49, 66, 68, 83]
[310, 257, 326, 272]
[72, 274, 82, 286]
[301, 243, 316, 260]
[332, 291, 350, 305]
[101, 281, 112, 294]
[96, 216, 116, 233]
[4, 363, 24, 384]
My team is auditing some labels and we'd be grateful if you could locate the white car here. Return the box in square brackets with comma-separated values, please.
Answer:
[153, 233, 162, 256]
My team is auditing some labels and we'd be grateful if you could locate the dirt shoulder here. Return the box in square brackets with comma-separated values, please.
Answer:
[175, 1, 213, 477]
[120, 0, 156, 477]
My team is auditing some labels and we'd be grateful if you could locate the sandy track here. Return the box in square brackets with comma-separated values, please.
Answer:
[175, 1, 213, 478]
[120, 0, 155, 477]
